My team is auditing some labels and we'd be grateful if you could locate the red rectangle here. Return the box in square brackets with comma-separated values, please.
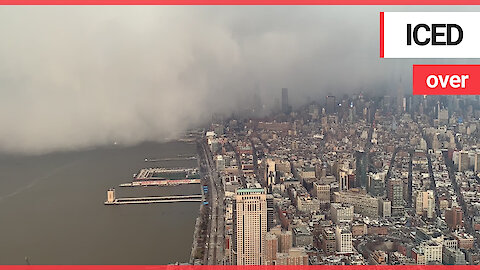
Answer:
[413, 65, 480, 95]
[380, 12, 384, 58]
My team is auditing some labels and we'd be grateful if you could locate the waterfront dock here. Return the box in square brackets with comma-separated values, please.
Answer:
[104, 189, 203, 205]
[119, 179, 201, 187]
[144, 156, 197, 162]
[135, 167, 199, 180]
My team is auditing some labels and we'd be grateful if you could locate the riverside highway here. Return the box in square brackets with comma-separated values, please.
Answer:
[201, 141, 225, 265]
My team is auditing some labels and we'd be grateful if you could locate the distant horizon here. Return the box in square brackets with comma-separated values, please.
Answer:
[1, 6, 480, 154]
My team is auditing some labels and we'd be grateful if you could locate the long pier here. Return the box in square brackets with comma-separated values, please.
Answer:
[135, 167, 198, 180]
[119, 179, 201, 187]
[104, 193, 203, 205]
[144, 156, 197, 162]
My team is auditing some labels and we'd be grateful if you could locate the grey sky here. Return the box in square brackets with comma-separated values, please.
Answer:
[0, 6, 479, 154]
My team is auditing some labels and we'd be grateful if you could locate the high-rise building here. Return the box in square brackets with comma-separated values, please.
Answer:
[475, 152, 480, 173]
[234, 188, 267, 265]
[355, 151, 367, 188]
[445, 207, 463, 230]
[367, 171, 386, 197]
[438, 108, 449, 124]
[265, 158, 276, 186]
[266, 194, 275, 231]
[281, 88, 290, 114]
[279, 230, 292, 253]
[339, 169, 349, 191]
[458, 151, 470, 172]
[415, 190, 435, 219]
[387, 179, 404, 216]
[379, 199, 392, 218]
[264, 232, 278, 265]
[326, 95, 336, 114]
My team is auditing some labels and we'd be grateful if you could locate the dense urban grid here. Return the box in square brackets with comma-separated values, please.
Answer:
[191, 89, 480, 265]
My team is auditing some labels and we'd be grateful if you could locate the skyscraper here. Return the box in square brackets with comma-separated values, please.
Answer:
[339, 169, 349, 191]
[234, 188, 267, 265]
[475, 152, 480, 173]
[281, 88, 290, 114]
[266, 194, 275, 231]
[326, 95, 336, 114]
[388, 179, 404, 216]
[355, 151, 367, 188]
[458, 151, 470, 172]
[265, 158, 276, 187]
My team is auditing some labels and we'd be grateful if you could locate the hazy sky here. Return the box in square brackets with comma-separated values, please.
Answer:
[0, 6, 479, 154]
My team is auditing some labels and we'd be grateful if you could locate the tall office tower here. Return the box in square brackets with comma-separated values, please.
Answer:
[339, 169, 349, 191]
[266, 194, 275, 231]
[406, 95, 413, 113]
[355, 151, 367, 188]
[387, 179, 404, 216]
[252, 89, 263, 116]
[234, 188, 267, 265]
[265, 158, 276, 187]
[458, 151, 470, 172]
[281, 88, 290, 114]
[475, 152, 480, 173]
[326, 95, 336, 114]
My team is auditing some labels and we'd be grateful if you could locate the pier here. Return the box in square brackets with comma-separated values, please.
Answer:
[119, 178, 201, 187]
[135, 167, 199, 180]
[144, 156, 197, 162]
[104, 189, 203, 205]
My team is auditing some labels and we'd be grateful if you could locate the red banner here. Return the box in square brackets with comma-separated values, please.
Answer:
[413, 65, 480, 95]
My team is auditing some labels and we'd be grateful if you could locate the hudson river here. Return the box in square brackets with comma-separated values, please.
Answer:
[0, 141, 200, 264]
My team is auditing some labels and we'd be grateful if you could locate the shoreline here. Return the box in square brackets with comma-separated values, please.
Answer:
[188, 140, 209, 265]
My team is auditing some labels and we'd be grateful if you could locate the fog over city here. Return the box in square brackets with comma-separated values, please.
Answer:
[0, 6, 479, 154]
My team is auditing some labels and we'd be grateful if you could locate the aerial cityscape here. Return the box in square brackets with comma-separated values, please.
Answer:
[2, 5, 480, 266]
[167, 90, 479, 265]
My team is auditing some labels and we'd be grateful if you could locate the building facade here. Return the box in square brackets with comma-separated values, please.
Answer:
[234, 188, 267, 265]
